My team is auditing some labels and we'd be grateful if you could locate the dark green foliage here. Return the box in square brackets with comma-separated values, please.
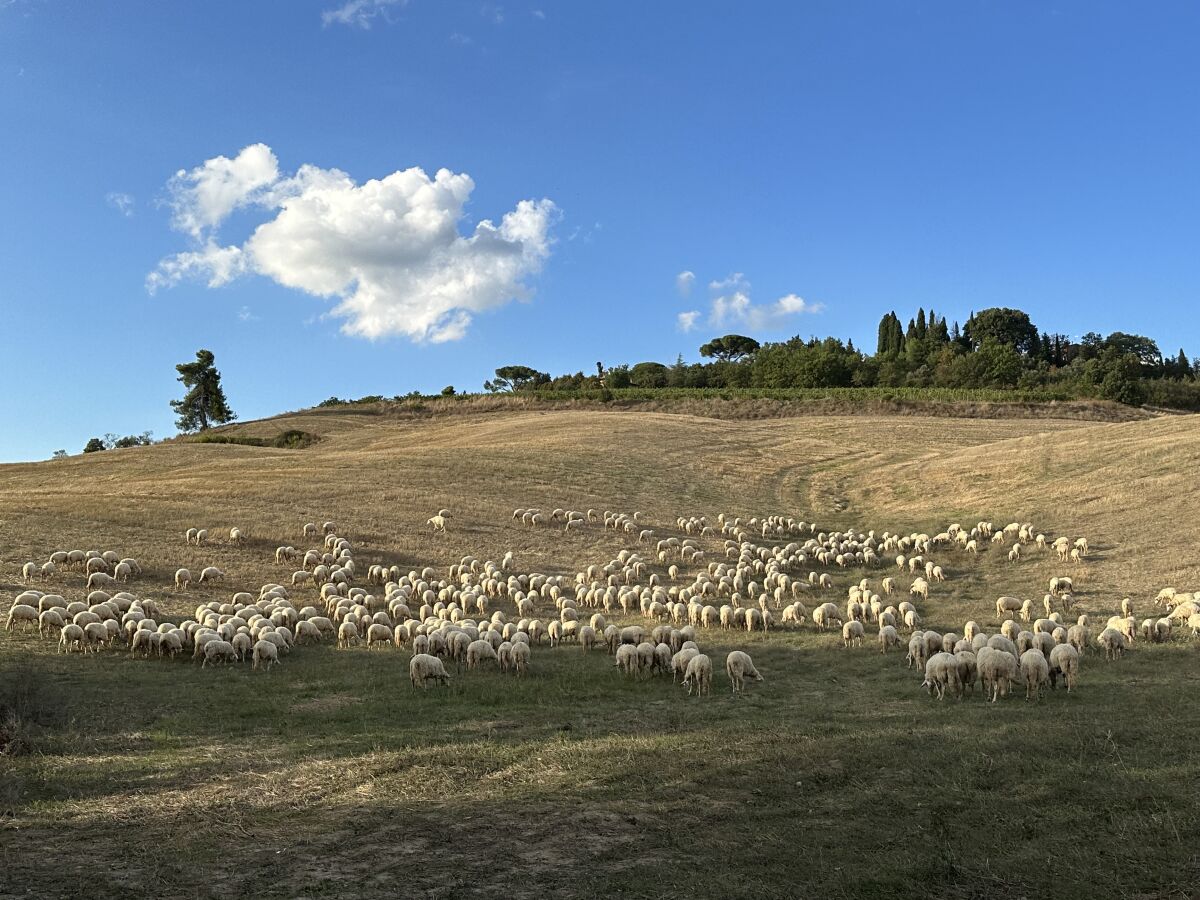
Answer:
[628, 361, 669, 388]
[963, 308, 1041, 356]
[171, 349, 236, 433]
[188, 429, 317, 449]
[698, 334, 761, 362]
[484, 365, 551, 393]
[301, 307, 1196, 412]
[441, 385, 456, 396]
[83, 438, 106, 453]
[112, 431, 154, 449]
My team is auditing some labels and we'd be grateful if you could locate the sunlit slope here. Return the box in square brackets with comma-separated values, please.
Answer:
[849, 414, 1200, 591]
[1, 405, 1108, 593]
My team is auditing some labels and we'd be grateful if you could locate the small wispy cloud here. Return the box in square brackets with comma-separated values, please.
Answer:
[237, 305, 260, 322]
[531, 8, 545, 19]
[106, 192, 135, 217]
[567, 221, 602, 243]
[322, 0, 406, 29]
[481, 2, 504, 24]
[676, 270, 695, 297]
[449, 31, 472, 45]
[708, 272, 746, 292]
[680, 272, 823, 334]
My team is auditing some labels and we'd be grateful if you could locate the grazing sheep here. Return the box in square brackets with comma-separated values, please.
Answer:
[5, 604, 38, 633]
[59, 623, 86, 653]
[1048, 643, 1080, 691]
[427, 515, 448, 534]
[511, 641, 531, 676]
[725, 650, 763, 695]
[907, 631, 929, 671]
[365, 623, 393, 649]
[813, 603, 842, 631]
[922, 652, 961, 700]
[202, 640, 236, 667]
[672, 648, 699, 682]
[1019, 648, 1049, 700]
[1097, 627, 1126, 660]
[995, 596, 1022, 620]
[977, 647, 1018, 703]
[337, 620, 359, 649]
[842, 619, 865, 648]
[175, 568, 192, 591]
[955, 650, 977, 694]
[466, 639, 498, 670]
[252, 639, 279, 671]
[38, 608, 65, 636]
[878, 624, 900, 653]
[197, 566, 225, 584]
[614, 643, 640, 677]
[683, 653, 712, 696]
[410, 653, 450, 689]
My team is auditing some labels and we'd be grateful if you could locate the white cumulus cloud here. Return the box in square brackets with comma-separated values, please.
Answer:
[149, 144, 559, 343]
[675, 269, 695, 297]
[677, 310, 700, 333]
[165, 142, 279, 239]
[322, 0, 406, 28]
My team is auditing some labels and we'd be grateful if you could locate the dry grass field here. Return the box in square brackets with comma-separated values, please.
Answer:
[1, 400, 1198, 898]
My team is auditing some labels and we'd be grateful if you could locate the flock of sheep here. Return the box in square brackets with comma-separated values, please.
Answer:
[6, 510, 1200, 703]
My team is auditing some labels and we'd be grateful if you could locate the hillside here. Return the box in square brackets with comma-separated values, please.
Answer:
[1, 403, 1198, 898]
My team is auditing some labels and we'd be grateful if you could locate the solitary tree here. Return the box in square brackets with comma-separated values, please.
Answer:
[83, 438, 106, 453]
[171, 349, 235, 432]
[483, 365, 550, 393]
[699, 334, 761, 362]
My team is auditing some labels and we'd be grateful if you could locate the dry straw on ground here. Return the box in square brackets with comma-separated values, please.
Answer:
[1, 399, 1198, 898]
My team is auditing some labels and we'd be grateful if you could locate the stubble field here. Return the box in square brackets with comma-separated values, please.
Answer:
[1, 400, 1198, 899]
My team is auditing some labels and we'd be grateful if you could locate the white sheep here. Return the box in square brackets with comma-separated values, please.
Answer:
[59, 623, 86, 653]
[337, 620, 359, 649]
[202, 639, 236, 667]
[1097, 627, 1126, 660]
[427, 515, 448, 534]
[5, 604, 38, 632]
[175, 568, 192, 591]
[365, 623, 393, 649]
[683, 653, 712, 696]
[466, 639, 498, 670]
[197, 566, 225, 584]
[725, 650, 763, 694]
[252, 639, 279, 671]
[977, 646, 1018, 702]
[995, 596, 1022, 620]
[409, 653, 450, 688]
[672, 648, 699, 682]
[878, 624, 900, 653]
[1049, 643, 1080, 692]
[842, 619, 865, 648]
[922, 652, 961, 700]
[1019, 648, 1049, 701]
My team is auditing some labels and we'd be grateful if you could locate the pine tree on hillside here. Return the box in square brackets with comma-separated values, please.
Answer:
[171, 349, 236, 433]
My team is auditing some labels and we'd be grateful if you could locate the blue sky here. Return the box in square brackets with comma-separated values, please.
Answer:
[1, 1, 1197, 461]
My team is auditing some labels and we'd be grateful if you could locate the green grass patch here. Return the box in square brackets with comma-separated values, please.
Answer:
[188, 429, 318, 449]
